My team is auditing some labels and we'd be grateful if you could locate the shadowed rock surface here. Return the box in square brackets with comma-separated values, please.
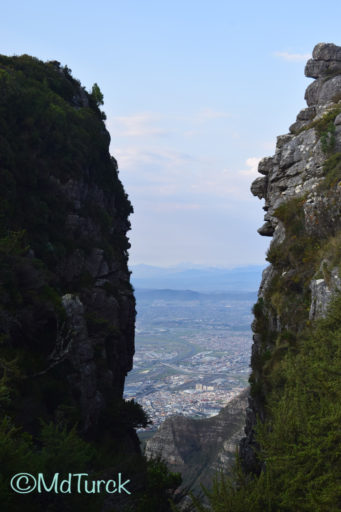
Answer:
[0, 55, 137, 441]
[145, 389, 248, 493]
[0, 55, 180, 512]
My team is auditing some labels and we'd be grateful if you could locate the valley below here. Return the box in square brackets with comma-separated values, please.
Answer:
[124, 288, 256, 431]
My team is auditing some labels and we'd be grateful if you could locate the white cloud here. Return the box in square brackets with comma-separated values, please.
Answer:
[108, 113, 168, 137]
[107, 108, 232, 144]
[274, 51, 311, 62]
[112, 145, 263, 210]
[113, 147, 194, 177]
[239, 157, 262, 176]
[145, 202, 201, 213]
[196, 108, 231, 121]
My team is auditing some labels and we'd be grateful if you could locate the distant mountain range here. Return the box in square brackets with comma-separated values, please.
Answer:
[130, 264, 265, 292]
[135, 288, 257, 302]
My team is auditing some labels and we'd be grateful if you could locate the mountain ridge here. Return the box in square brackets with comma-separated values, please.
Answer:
[145, 389, 248, 496]
[131, 264, 265, 292]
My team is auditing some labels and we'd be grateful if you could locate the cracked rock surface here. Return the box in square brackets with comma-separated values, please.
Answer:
[241, 42, 341, 472]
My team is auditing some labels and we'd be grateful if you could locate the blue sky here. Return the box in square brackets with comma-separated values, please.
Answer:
[2, 1, 341, 266]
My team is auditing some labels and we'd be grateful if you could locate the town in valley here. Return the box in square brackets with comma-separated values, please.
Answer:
[124, 288, 256, 430]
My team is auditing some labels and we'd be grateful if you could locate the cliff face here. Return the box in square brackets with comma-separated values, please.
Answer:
[241, 42, 341, 473]
[145, 390, 248, 493]
[0, 55, 138, 441]
[0, 55, 185, 512]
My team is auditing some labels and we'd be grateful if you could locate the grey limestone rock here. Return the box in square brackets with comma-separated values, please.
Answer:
[289, 120, 308, 134]
[305, 59, 328, 79]
[305, 80, 320, 106]
[312, 42, 341, 62]
[242, 42, 341, 474]
[251, 122, 323, 239]
[310, 267, 341, 320]
[303, 43, 341, 106]
[305, 59, 341, 79]
[257, 221, 274, 237]
[290, 107, 317, 133]
[334, 113, 341, 125]
[305, 43, 341, 79]
[258, 156, 274, 175]
[297, 106, 316, 121]
[318, 75, 341, 105]
[250, 176, 267, 199]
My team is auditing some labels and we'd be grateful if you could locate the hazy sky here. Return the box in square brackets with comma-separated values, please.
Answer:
[2, 1, 341, 266]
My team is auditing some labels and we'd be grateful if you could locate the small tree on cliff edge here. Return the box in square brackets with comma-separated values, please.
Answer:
[91, 82, 104, 106]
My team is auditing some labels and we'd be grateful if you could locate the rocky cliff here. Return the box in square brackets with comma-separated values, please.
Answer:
[239, 42, 341, 483]
[145, 390, 248, 494]
[0, 54, 137, 440]
[192, 42, 341, 512]
[0, 55, 182, 512]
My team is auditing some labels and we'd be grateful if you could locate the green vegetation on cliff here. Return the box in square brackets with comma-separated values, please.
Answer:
[193, 43, 341, 510]
[0, 54, 179, 511]
[0, 54, 132, 263]
[194, 293, 341, 512]
[194, 168, 341, 510]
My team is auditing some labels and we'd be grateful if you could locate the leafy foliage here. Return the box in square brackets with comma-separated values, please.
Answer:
[265, 196, 320, 329]
[320, 152, 341, 189]
[0, 417, 101, 512]
[194, 154, 341, 510]
[0, 54, 132, 266]
[91, 82, 104, 106]
[320, 121, 336, 154]
[135, 457, 182, 512]
[194, 295, 341, 511]
[297, 105, 341, 137]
